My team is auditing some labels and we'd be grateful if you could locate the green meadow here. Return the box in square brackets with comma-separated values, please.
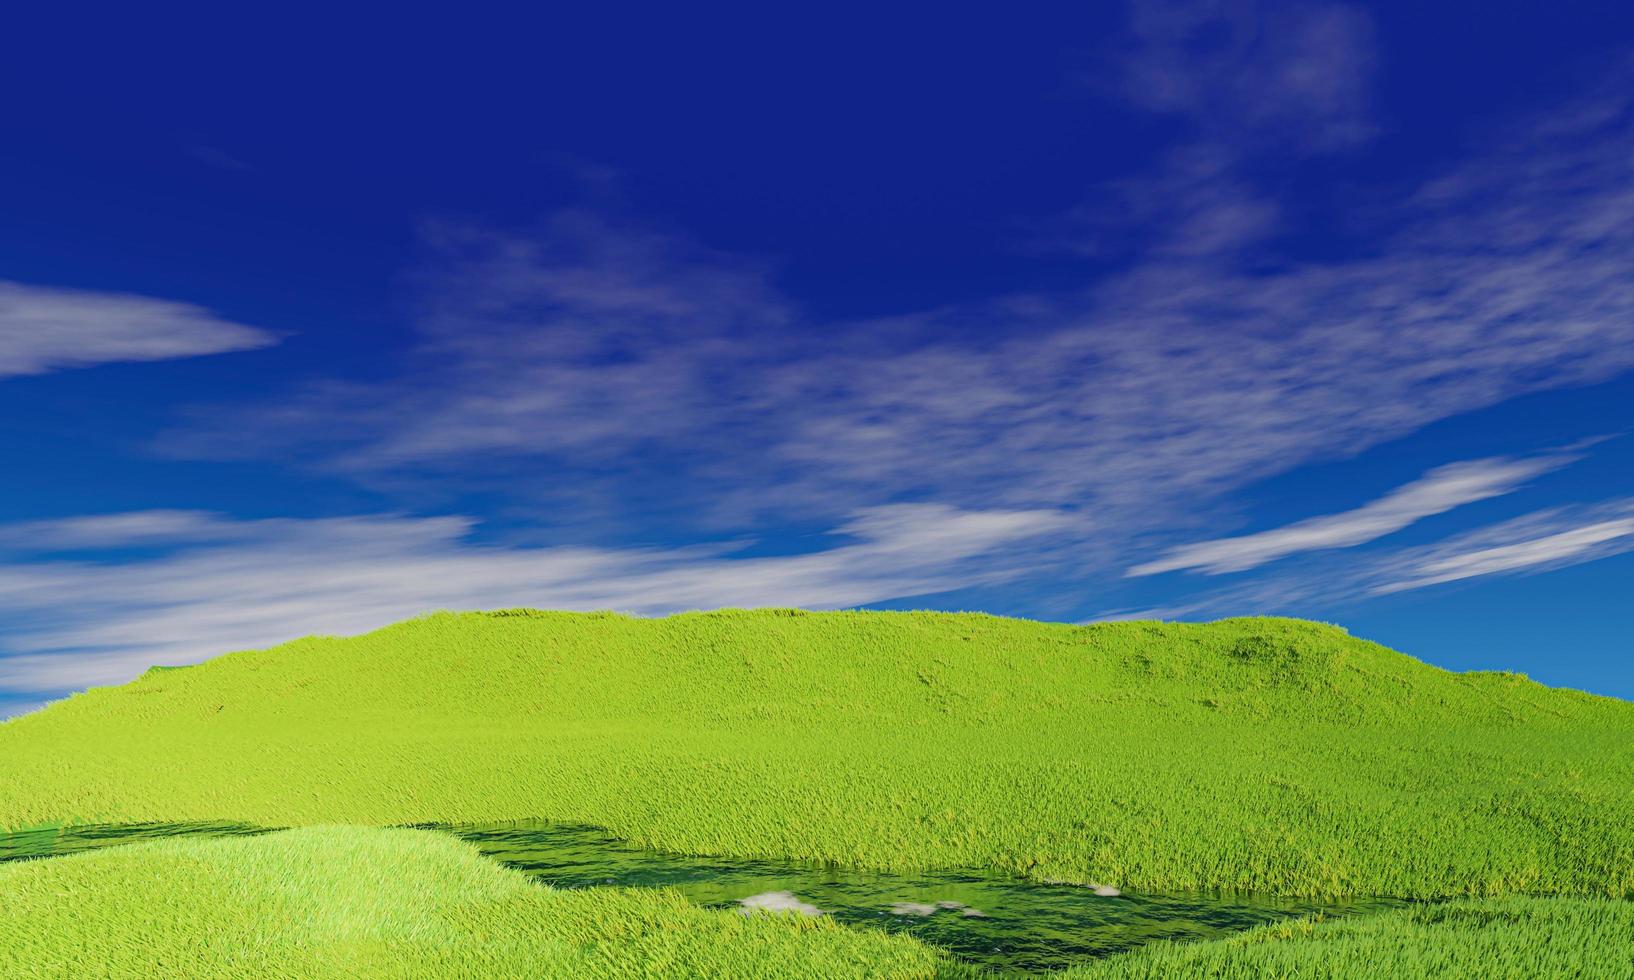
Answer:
[1074, 895, 1634, 979]
[0, 825, 957, 979]
[2, 609, 1632, 976]
[6, 825, 1629, 979]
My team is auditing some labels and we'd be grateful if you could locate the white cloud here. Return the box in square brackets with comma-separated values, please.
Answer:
[130, 50, 1634, 656]
[1371, 508, 1634, 595]
[0, 281, 275, 378]
[159, 65, 1634, 552]
[1127, 454, 1575, 575]
[0, 503, 1067, 697]
[0, 511, 247, 553]
[1097, 496, 1634, 620]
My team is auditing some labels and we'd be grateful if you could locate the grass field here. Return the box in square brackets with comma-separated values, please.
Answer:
[1068, 895, 1634, 979]
[0, 825, 961, 979]
[3, 609, 1632, 902]
[3, 609, 1632, 977]
[4, 824, 1629, 979]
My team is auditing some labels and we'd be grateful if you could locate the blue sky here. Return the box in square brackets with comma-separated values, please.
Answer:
[3, 1, 1633, 716]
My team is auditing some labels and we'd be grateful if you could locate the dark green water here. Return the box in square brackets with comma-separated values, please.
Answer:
[433, 822, 1401, 973]
[0, 821, 271, 862]
[2, 820, 1398, 974]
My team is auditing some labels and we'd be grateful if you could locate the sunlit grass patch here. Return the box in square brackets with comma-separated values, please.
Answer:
[0, 825, 965, 979]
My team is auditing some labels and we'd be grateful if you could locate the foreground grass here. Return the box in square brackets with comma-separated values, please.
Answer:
[0, 826, 960, 979]
[4, 825, 1626, 979]
[3, 610, 1632, 899]
[1065, 897, 1634, 979]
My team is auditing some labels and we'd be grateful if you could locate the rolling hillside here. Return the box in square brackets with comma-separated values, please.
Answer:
[3, 609, 1632, 899]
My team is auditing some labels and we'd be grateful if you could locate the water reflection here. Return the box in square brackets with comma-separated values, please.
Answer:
[0, 821, 270, 863]
[446, 821, 1400, 974]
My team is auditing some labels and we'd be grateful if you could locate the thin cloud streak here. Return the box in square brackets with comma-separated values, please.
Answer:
[1101, 497, 1634, 620]
[1127, 454, 1576, 575]
[1372, 510, 1634, 595]
[0, 511, 249, 553]
[0, 281, 275, 378]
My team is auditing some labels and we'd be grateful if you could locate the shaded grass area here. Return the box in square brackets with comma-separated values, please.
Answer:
[2, 609, 1632, 899]
[0, 820, 271, 862]
[0, 826, 961, 979]
[1066, 897, 1634, 979]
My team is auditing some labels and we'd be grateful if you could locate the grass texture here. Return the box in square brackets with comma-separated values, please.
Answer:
[3, 609, 1632, 899]
[1067, 897, 1634, 979]
[0, 825, 959, 979]
[3, 824, 1627, 979]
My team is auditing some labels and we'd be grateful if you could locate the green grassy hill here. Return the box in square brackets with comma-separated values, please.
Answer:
[3, 609, 1631, 900]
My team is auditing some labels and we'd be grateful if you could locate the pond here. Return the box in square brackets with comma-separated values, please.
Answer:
[2, 820, 1399, 974]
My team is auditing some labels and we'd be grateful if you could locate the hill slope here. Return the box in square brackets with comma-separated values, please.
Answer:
[2, 609, 1631, 898]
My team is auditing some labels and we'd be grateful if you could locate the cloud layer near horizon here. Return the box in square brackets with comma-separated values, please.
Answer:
[0, 503, 1066, 694]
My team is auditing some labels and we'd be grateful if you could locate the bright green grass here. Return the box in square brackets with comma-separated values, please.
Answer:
[6, 827, 1626, 980]
[0, 825, 962, 979]
[1063, 897, 1634, 979]
[3, 609, 1632, 899]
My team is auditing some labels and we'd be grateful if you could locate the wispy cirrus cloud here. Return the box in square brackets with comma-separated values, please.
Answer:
[1048, 0, 1378, 259]
[1110, 0, 1378, 151]
[153, 43, 1634, 561]
[1371, 503, 1634, 595]
[1128, 454, 1578, 575]
[122, 39, 1634, 677]
[0, 503, 1067, 697]
[1103, 496, 1634, 621]
[0, 510, 249, 552]
[162, 62, 1634, 538]
[0, 281, 275, 378]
